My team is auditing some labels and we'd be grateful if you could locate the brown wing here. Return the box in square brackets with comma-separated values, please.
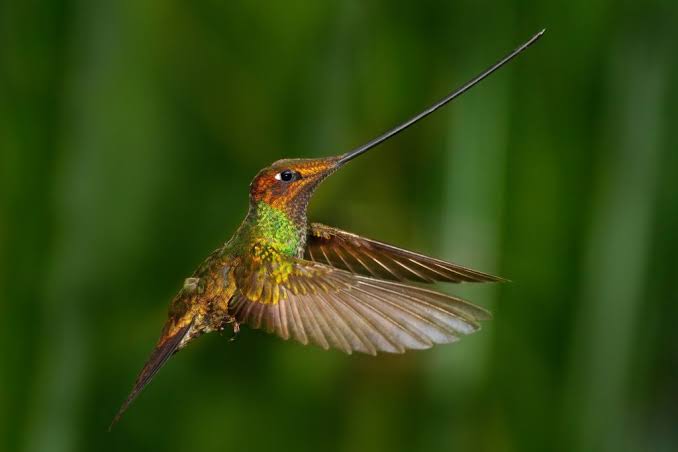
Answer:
[230, 249, 490, 355]
[305, 223, 504, 284]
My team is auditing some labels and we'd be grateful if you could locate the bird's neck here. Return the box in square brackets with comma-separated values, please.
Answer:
[242, 201, 307, 257]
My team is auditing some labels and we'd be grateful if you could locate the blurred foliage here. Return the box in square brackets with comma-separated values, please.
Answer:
[1, 1, 677, 452]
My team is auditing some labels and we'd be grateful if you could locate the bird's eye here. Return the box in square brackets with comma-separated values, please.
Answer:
[275, 169, 300, 182]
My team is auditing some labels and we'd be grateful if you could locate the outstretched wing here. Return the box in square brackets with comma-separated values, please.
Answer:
[230, 243, 490, 355]
[305, 223, 504, 284]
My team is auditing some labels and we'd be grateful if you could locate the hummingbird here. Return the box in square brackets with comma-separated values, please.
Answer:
[111, 30, 544, 428]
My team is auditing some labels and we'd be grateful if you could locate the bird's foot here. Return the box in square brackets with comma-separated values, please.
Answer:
[221, 316, 240, 342]
[229, 320, 240, 342]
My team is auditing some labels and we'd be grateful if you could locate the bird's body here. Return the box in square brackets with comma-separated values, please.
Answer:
[111, 30, 545, 428]
[155, 157, 501, 358]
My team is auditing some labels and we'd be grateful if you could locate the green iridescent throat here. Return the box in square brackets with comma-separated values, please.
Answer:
[250, 201, 304, 256]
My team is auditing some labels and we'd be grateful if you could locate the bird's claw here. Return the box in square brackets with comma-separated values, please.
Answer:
[229, 321, 240, 342]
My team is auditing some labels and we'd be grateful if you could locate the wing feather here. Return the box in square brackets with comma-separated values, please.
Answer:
[231, 247, 491, 355]
[306, 223, 505, 284]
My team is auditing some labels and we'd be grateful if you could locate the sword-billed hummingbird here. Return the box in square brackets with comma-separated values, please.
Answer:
[111, 30, 544, 428]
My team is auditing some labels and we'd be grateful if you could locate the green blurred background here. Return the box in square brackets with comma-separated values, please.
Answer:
[2, 1, 677, 451]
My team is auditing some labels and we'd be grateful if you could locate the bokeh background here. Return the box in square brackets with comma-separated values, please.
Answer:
[2, 1, 677, 451]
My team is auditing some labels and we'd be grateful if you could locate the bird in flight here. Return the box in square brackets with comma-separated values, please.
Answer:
[111, 30, 544, 428]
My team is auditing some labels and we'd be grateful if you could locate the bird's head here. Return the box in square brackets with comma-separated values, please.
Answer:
[248, 156, 344, 224]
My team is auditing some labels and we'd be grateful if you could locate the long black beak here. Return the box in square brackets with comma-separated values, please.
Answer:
[336, 29, 545, 166]
[109, 320, 193, 430]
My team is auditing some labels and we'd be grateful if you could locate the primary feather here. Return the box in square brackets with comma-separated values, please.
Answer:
[306, 223, 505, 284]
[229, 230, 494, 355]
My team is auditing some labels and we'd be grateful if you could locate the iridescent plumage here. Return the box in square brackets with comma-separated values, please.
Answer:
[111, 30, 544, 428]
